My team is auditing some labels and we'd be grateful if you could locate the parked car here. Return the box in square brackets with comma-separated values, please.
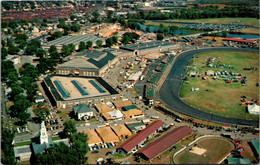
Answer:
[92, 150, 99, 154]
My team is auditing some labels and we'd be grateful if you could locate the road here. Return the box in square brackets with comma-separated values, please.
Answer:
[159, 47, 259, 127]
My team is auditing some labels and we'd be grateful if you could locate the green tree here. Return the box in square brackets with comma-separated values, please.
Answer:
[8, 71, 19, 84]
[18, 111, 30, 125]
[78, 41, 86, 51]
[71, 23, 81, 32]
[68, 44, 76, 53]
[21, 76, 34, 89]
[19, 63, 39, 80]
[18, 40, 27, 49]
[50, 51, 60, 59]
[86, 41, 93, 49]
[157, 33, 164, 40]
[36, 49, 47, 58]
[1, 128, 16, 165]
[61, 45, 70, 56]
[10, 83, 23, 98]
[106, 38, 114, 47]
[112, 36, 118, 45]
[8, 44, 20, 55]
[33, 107, 50, 122]
[49, 45, 58, 53]
[1, 47, 8, 59]
[63, 120, 77, 137]
[96, 40, 103, 48]
[146, 27, 151, 33]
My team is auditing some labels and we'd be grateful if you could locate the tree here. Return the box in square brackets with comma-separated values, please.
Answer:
[112, 36, 118, 45]
[33, 107, 50, 122]
[21, 76, 34, 89]
[157, 33, 164, 40]
[1, 47, 8, 59]
[49, 45, 58, 53]
[8, 44, 20, 55]
[71, 23, 81, 32]
[122, 35, 131, 45]
[1, 128, 16, 165]
[61, 45, 70, 56]
[18, 40, 27, 49]
[96, 40, 103, 48]
[36, 49, 47, 58]
[86, 41, 93, 49]
[8, 71, 19, 84]
[146, 27, 151, 33]
[19, 63, 39, 80]
[25, 39, 41, 55]
[10, 83, 23, 98]
[78, 41, 86, 51]
[63, 120, 77, 137]
[106, 38, 114, 47]
[18, 111, 30, 125]
[50, 51, 60, 59]
[68, 44, 75, 53]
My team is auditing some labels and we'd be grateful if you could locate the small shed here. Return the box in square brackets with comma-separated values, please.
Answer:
[247, 104, 260, 115]
[113, 100, 133, 110]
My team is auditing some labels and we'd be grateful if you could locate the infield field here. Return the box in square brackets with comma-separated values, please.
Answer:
[180, 50, 259, 120]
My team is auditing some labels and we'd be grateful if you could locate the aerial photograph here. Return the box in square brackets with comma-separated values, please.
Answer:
[1, 0, 259, 164]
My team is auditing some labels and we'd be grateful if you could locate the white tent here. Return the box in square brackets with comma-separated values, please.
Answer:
[128, 71, 142, 81]
[108, 110, 124, 120]
[248, 104, 260, 115]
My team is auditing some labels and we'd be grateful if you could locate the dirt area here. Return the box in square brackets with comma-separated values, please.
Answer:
[190, 146, 206, 155]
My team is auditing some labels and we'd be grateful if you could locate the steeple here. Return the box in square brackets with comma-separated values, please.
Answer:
[40, 121, 49, 144]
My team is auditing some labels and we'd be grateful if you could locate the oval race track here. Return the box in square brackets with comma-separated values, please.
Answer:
[159, 47, 259, 127]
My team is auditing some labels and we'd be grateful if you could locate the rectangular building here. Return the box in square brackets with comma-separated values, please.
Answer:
[136, 126, 193, 160]
[41, 75, 120, 108]
[117, 120, 165, 154]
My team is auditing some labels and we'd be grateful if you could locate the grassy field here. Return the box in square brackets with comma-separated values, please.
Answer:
[180, 51, 259, 120]
[145, 18, 259, 28]
[175, 138, 234, 164]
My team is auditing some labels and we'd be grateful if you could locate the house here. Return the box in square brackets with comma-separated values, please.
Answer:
[80, 129, 103, 147]
[35, 96, 45, 103]
[73, 104, 94, 120]
[125, 121, 146, 133]
[123, 109, 144, 119]
[111, 124, 132, 139]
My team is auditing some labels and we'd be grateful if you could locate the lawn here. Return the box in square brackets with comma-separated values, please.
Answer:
[180, 51, 259, 120]
[175, 138, 234, 164]
[15, 141, 32, 147]
[58, 110, 90, 125]
[146, 18, 259, 28]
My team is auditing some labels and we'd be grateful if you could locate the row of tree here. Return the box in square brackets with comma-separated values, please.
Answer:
[1, 128, 16, 164]
[128, 6, 258, 20]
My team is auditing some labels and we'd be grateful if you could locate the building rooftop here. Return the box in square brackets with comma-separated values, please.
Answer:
[111, 124, 132, 138]
[118, 120, 165, 153]
[136, 126, 193, 159]
[43, 75, 118, 102]
[47, 35, 103, 46]
[80, 129, 103, 145]
[73, 104, 93, 114]
[120, 41, 176, 51]
[95, 127, 120, 143]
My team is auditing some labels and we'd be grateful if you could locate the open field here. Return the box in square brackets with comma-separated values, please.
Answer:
[145, 18, 259, 28]
[180, 51, 259, 120]
[175, 137, 234, 164]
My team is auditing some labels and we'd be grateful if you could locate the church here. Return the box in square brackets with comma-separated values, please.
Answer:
[14, 122, 69, 162]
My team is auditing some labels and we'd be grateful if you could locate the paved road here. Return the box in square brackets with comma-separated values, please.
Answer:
[159, 47, 259, 127]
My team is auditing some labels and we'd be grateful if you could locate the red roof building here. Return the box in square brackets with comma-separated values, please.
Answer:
[117, 120, 165, 154]
[136, 126, 193, 159]
[223, 38, 255, 44]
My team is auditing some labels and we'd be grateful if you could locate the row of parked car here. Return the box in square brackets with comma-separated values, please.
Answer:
[91, 142, 118, 153]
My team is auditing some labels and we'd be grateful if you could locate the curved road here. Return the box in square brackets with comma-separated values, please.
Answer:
[159, 47, 259, 127]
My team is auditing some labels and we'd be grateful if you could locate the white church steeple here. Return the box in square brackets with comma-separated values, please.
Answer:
[40, 121, 49, 144]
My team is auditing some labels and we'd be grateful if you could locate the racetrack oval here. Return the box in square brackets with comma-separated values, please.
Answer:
[159, 47, 259, 127]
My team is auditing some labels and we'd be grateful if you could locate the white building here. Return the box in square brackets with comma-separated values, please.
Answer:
[73, 104, 94, 120]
